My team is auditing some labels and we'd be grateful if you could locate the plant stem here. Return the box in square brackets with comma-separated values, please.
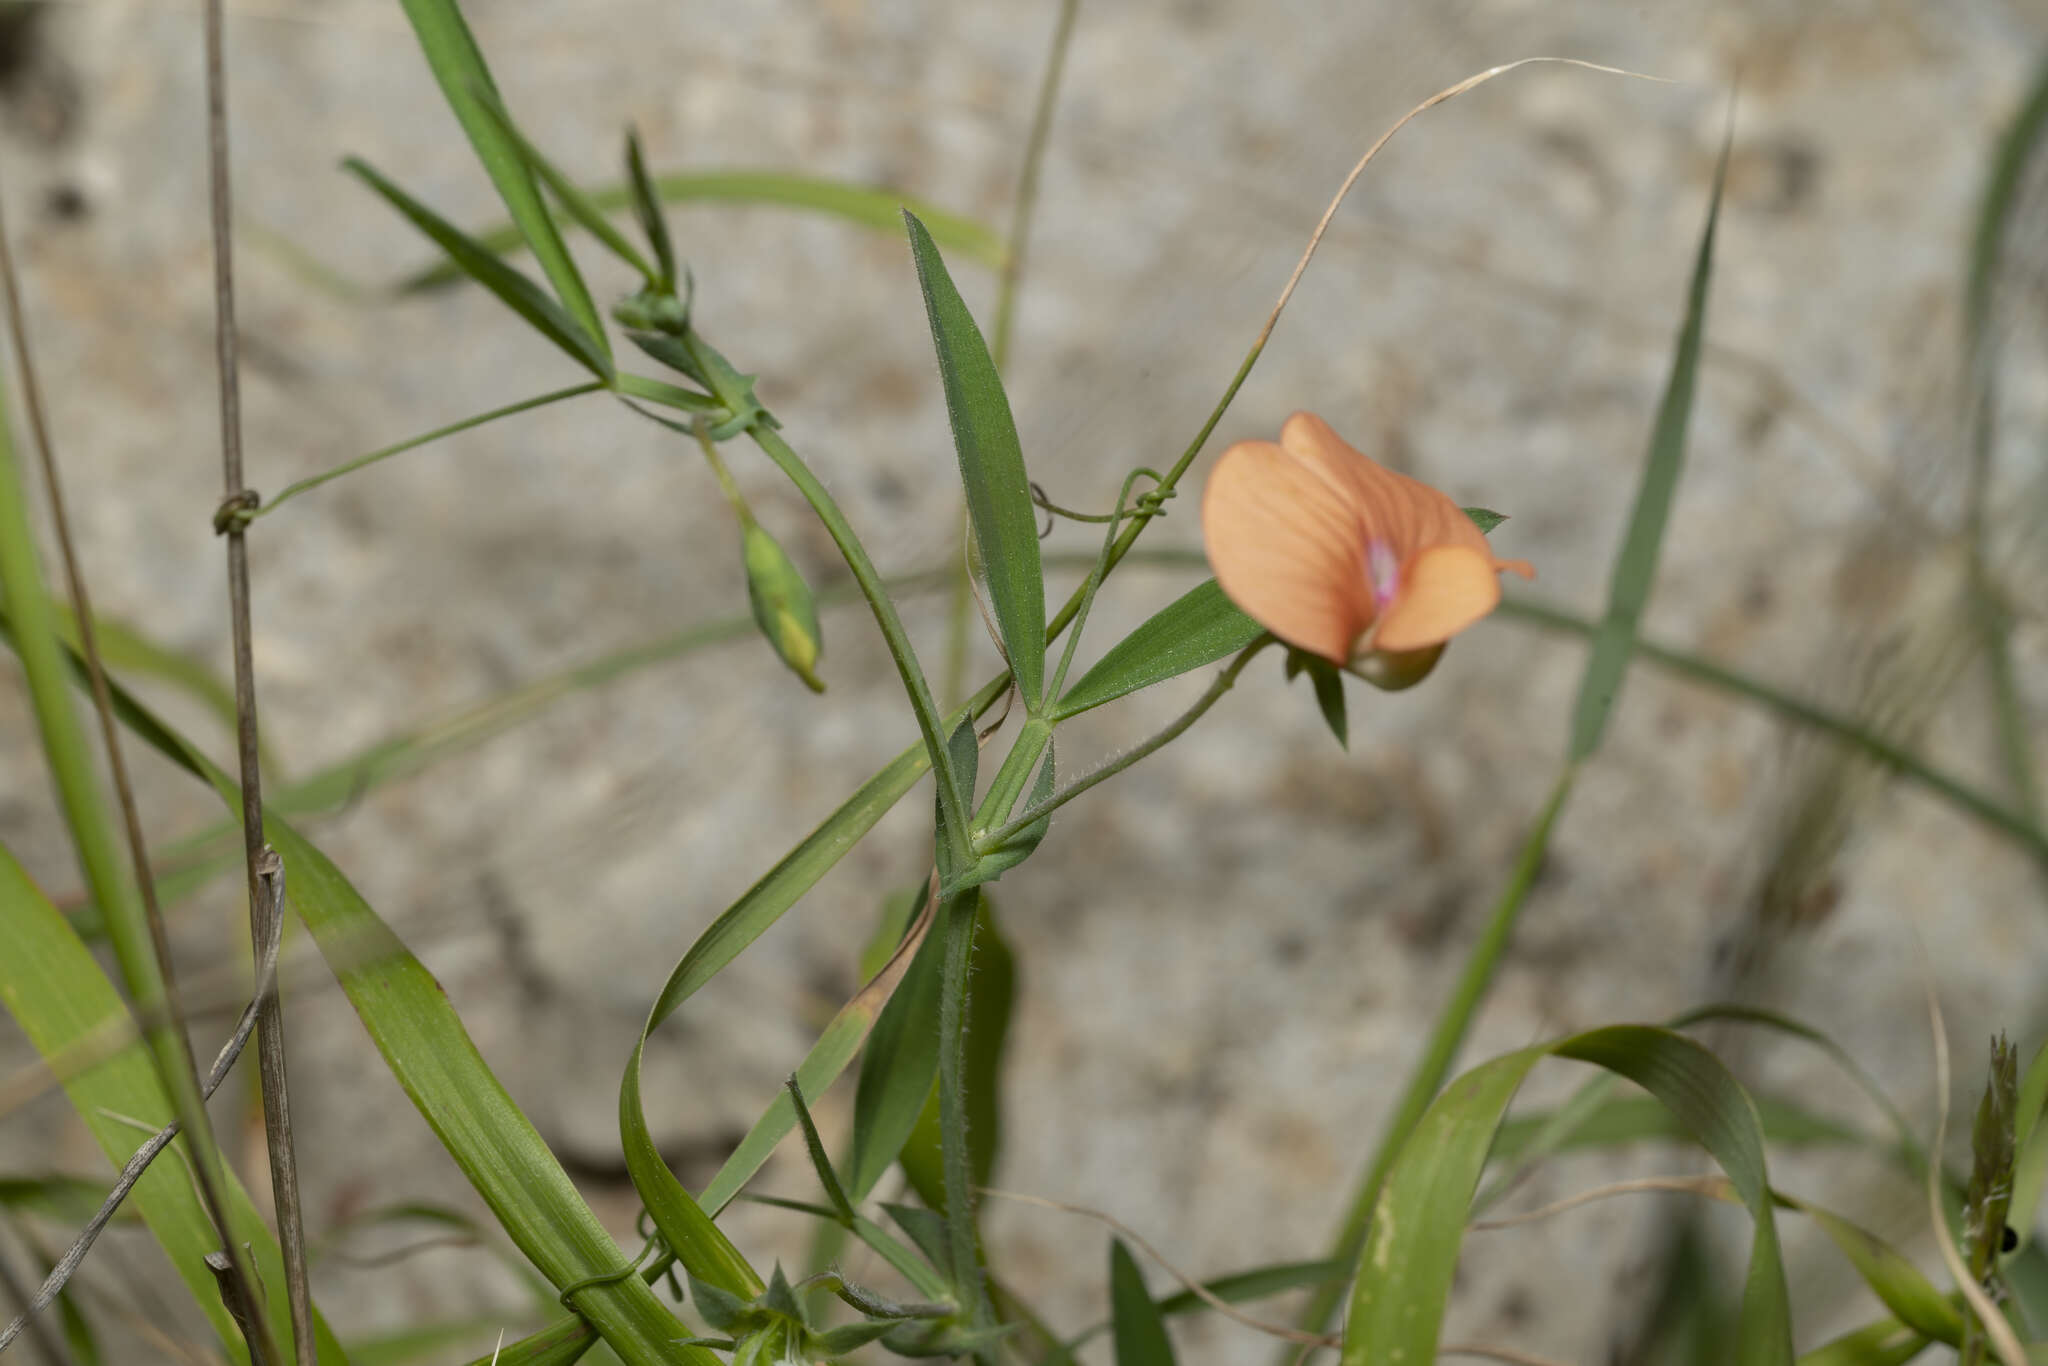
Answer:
[741, 418, 973, 869]
[936, 891, 994, 1353]
[990, 0, 1079, 373]
[689, 417, 753, 523]
[977, 637, 1270, 851]
[204, 0, 312, 1353]
[252, 381, 605, 520]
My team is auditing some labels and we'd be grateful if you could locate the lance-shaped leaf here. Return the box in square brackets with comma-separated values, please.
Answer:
[345, 157, 612, 379]
[1053, 579, 1263, 720]
[904, 210, 1046, 711]
[847, 905, 950, 1201]
[391, 0, 608, 356]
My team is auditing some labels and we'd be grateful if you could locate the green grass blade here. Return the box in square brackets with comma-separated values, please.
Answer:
[617, 1040, 764, 1301]
[343, 157, 611, 379]
[1110, 1239, 1177, 1366]
[1777, 1195, 1962, 1343]
[1297, 767, 1573, 1344]
[393, 170, 1005, 294]
[1962, 55, 2048, 826]
[450, 1316, 598, 1366]
[1796, 1319, 1928, 1366]
[264, 819, 712, 1366]
[1053, 580, 1263, 720]
[1496, 594, 2048, 871]
[0, 1175, 126, 1226]
[49, 605, 268, 768]
[1490, 1091, 1866, 1164]
[1555, 1028, 1792, 1363]
[470, 91, 656, 285]
[0, 349, 276, 1356]
[1343, 1026, 1793, 1366]
[344, 1317, 554, 1366]
[1306, 135, 1735, 1356]
[1155, 1259, 1348, 1319]
[1568, 139, 1726, 762]
[0, 846, 349, 1363]
[846, 913, 947, 1201]
[1341, 1045, 1546, 1366]
[1067, 1257, 1350, 1350]
[1966, 53, 2048, 343]
[903, 210, 1045, 712]
[0, 641, 705, 1366]
[391, 0, 608, 355]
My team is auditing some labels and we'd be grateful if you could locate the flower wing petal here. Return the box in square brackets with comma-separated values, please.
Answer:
[1203, 438, 1373, 664]
[1372, 544, 1501, 652]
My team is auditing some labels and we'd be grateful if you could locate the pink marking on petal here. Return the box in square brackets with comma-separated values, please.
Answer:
[1367, 539, 1401, 610]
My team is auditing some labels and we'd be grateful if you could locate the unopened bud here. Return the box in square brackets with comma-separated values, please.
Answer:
[1348, 641, 1446, 692]
[743, 523, 825, 692]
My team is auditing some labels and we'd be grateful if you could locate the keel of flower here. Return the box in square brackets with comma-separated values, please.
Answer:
[1201, 411, 1532, 680]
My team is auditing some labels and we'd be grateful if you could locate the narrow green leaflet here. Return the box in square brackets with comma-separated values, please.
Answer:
[1110, 1239, 1178, 1366]
[904, 210, 1046, 711]
[344, 157, 612, 379]
[391, 0, 608, 355]
[0, 847, 350, 1363]
[1053, 579, 1263, 720]
[624, 132, 676, 289]
[1568, 137, 1726, 761]
[1341, 1026, 1792, 1366]
[470, 90, 656, 285]
[847, 909, 949, 1200]
[394, 170, 1005, 294]
[689, 886, 942, 1255]
[617, 693, 1000, 1288]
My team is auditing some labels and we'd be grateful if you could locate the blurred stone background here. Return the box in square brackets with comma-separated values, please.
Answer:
[2, 0, 2047, 1361]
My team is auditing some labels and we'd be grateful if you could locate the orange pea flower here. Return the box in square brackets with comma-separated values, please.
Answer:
[1202, 412, 1533, 677]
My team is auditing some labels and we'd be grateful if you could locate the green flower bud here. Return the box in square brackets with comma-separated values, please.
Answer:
[743, 523, 825, 692]
[611, 287, 689, 336]
[1348, 641, 1446, 692]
